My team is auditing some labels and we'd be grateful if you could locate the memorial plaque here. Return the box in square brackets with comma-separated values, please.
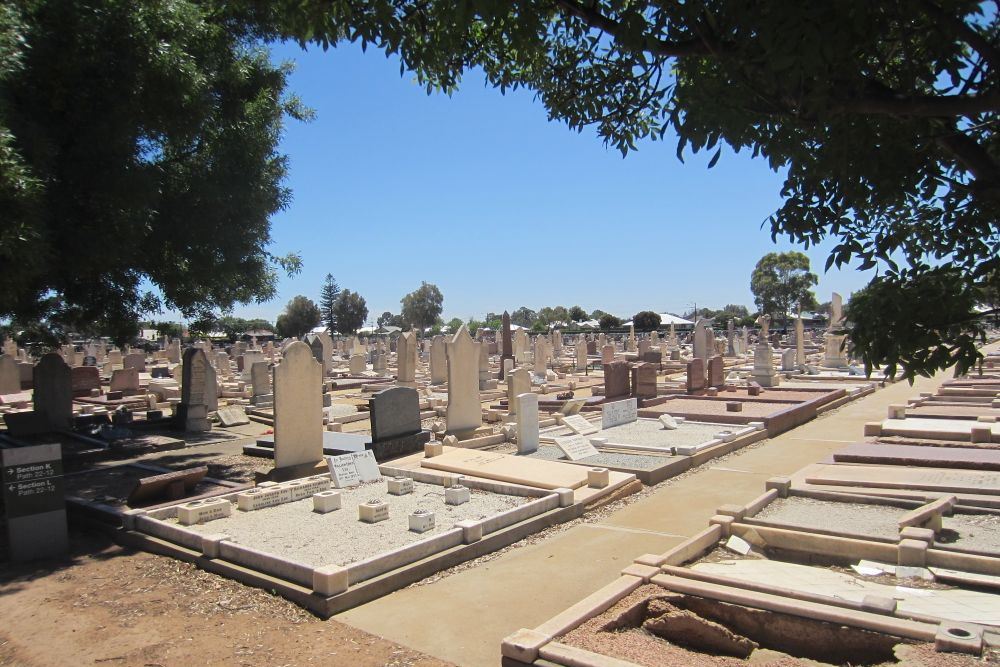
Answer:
[564, 414, 599, 436]
[554, 434, 599, 461]
[2, 443, 67, 561]
[327, 454, 362, 488]
[602, 398, 638, 429]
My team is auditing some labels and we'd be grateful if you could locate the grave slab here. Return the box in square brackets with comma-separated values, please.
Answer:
[420, 447, 591, 490]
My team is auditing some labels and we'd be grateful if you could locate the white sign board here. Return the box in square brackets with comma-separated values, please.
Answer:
[554, 434, 599, 461]
[601, 398, 637, 429]
[563, 414, 599, 436]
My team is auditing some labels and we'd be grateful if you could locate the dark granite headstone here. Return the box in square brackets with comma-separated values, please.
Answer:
[686, 358, 706, 393]
[33, 353, 72, 431]
[603, 361, 631, 399]
[707, 355, 725, 389]
[631, 363, 657, 399]
[500, 311, 514, 379]
[367, 387, 430, 460]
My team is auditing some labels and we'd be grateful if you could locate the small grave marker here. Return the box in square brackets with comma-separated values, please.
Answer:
[563, 414, 599, 436]
[601, 398, 638, 429]
[554, 434, 599, 461]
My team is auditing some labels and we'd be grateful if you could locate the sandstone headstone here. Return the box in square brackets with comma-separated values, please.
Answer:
[273, 341, 323, 472]
[603, 361, 630, 399]
[110, 368, 140, 394]
[397, 331, 417, 385]
[686, 358, 706, 393]
[631, 362, 657, 399]
[446, 325, 482, 435]
[429, 335, 447, 384]
[515, 392, 539, 454]
[707, 356, 725, 389]
[123, 352, 146, 372]
[0, 354, 22, 394]
[506, 367, 531, 415]
[178, 348, 211, 431]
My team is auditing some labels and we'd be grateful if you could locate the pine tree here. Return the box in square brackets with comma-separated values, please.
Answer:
[320, 274, 340, 333]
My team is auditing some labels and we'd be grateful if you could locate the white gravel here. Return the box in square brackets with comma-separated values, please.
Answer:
[170, 480, 529, 567]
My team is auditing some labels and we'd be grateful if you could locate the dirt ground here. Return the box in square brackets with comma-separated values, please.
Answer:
[0, 529, 453, 667]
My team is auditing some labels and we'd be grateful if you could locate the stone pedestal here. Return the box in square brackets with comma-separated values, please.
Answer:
[824, 334, 849, 368]
[750, 344, 781, 387]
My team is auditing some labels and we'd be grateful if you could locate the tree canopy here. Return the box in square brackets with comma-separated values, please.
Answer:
[0, 0, 308, 341]
[320, 274, 341, 333]
[332, 289, 367, 334]
[632, 311, 661, 332]
[275, 295, 320, 338]
[400, 282, 443, 332]
[750, 252, 819, 331]
[242, 0, 999, 377]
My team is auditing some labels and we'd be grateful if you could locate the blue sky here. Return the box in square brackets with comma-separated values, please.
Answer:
[225, 40, 876, 325]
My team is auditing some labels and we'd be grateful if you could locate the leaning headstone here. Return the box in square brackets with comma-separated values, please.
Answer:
[217, 405, 250, 427]
[368, 387, 430, 460]
[515, 392, 539, 454]
[178, 348, 211, 431]
[446, 326, 483, 436]
[1, 444, 67, 562]
[33, 353, 72, 431]
[272, 341, 324, 477]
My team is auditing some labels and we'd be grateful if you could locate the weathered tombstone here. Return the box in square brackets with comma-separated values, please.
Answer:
[533, 337, 550, 376]
[726, 320, 737, 357]
[693, 320, 709, 360]
[397, 331, 417, 385]
[631, 362, 657, 399]
[107, 349, 123, 367]
[515, 392, 539, 454]
[751, 342, 781, 387]
[603, 361, 631, 399]
[367, 386, 430, 460]
[215, 350, 231, 378]
[602, 398, 638, 429]
[575, 339, 588, 371]
[204, 362, 219, 413]
[478, 344, 491, 389]
[627, 324, 637, 352]
[686, 358, 706, 393]
[123, 352, 146, 372]
[446, 325, 483, 436]
[506, 367, 531, 415]
[349, 353, 367, 374]
[601, 344, 615, 365]
[272, 341, 323, 477]
[177, 348, 212, 431]
[795, 317, 806, 367]
[33, 353, 72, 431]
[781, 348, 797, 371]
[500, 311, 514, 378]
[0, 354, 21, 393]
[824, 334, 848, 368]
[707, 356, 725, 389]
[829, 292, 844, 330]
[429, 335, 447, 384]
[109, 367, 140, 394]
[166, 339, 181, 364]
[1, 444, 67, 561]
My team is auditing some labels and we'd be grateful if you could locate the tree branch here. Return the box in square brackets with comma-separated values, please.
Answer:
[834, 92, 1000, 117]
[553, 0, 713, 58]
[937, 129, 1000, 191]
[922, 0, 1000, 72]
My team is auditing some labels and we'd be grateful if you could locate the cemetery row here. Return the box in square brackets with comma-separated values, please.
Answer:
[502, 346, 1000, 666]
[2, 297, 896, 621]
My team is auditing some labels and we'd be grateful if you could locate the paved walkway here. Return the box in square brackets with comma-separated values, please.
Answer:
[337, 363, 971, 666]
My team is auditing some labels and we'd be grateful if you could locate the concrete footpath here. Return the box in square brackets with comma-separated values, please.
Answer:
[337, 365, 971, 666]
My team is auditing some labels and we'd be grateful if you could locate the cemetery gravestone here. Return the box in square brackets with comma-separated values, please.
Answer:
[602, 398, 638, 429]
[506, 367, 531, 415]
[273, 342, 324, 476]
[70, 366, 101, 397]
[707, 356, 725, 389]
[555, 434, 599, 461]
[631, 362, 657, 399]
[603, 361, 631, 399]
[515, 392, 539, 454]
[368, 386, 430, 460]
[686, 358, 706, 393]
[123, 352, 146, 372]
[397, 331, 417, 385]
[0, 354, 20, 394]
[178, 348, 212, 431]
[446, 326, 483, 436]
[430, 336, 447, 384]
[110, 368, 139, 394]
[33, 353, 73, 431]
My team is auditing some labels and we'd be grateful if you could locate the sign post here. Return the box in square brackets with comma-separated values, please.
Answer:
[2, 443, 68, 561]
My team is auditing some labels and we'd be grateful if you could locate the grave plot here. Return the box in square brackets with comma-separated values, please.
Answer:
[123, 454, 576, 616]
[486, 441, 688, 485]
[905, 403, 1000, 421]
[832, 442, 1000, 471]
[503, 494, 998, 667]
[638, 396, 819, 436]
[541, 416, 762, 456]
[866, 416, 1000, 444]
